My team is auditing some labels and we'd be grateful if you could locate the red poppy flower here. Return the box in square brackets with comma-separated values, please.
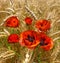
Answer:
[35, 20, 51, 31]
[19, 30, 40, 49]
[8, 34, 19, 43]
[5, 16, 19, 27]
[25, 17, 32, 25]
[39, 32, 53, 51]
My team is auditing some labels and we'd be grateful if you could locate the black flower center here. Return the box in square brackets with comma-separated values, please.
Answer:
[40, 24, 43, 26]
[13, 20, 16, 23]
[40, 39, 48, 46]
[27, 35, 35, 42]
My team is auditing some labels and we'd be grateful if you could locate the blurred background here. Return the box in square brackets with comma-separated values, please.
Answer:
[0, 0, 60, 63]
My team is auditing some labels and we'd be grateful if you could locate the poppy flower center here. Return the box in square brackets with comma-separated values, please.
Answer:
[40, 24, 43, 26]
[27, 35, 35, 42]
[40, 39, 48, 46]
[13, 21, 16, 23]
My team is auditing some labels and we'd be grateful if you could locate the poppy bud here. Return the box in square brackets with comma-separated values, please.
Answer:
[8, 34, 19, 43]
[25, 17, 32, 25]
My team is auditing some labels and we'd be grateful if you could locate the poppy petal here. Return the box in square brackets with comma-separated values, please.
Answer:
[8, 34, 19, 43]
[39, 32, 53, 51]
[25, 17, 32, 25]
[5, 16, 20, 27]
[35, 20, 51, 32]
[19, 30, 40, 49]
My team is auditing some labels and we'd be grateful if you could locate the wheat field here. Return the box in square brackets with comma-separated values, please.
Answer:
[0, 0, 60, 63]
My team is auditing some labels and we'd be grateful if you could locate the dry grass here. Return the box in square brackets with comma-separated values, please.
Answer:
[0, 0, 60, 63]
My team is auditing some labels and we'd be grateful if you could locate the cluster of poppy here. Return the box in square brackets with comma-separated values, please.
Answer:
[19, 31, 53, 51]
[5, 16, 53, 51]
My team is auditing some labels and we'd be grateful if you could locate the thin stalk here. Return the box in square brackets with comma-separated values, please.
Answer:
[4, 29, 10, 35]
[50, 31, 60, 36]
[23, 49, 33, 63]
[0, 11, 11, 14]
[25, 6, 38, 20]
[9, 0, 15, 12]
[53, 37, 60, 41]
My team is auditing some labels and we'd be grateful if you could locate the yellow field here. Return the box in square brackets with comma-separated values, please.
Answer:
[0, 0, 60, 63]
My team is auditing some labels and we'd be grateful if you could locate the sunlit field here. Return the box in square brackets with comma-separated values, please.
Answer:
[0, 0, 60, 63]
